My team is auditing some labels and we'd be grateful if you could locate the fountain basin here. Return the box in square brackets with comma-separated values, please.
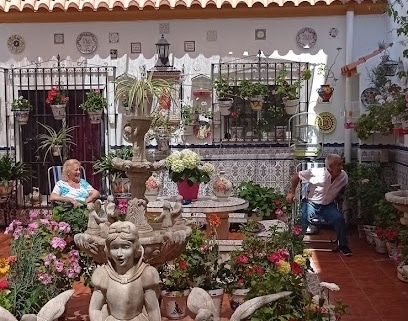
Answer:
[385, 190, 408, 225]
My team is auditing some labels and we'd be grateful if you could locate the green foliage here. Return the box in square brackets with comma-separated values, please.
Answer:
[93, 147, 133, 180]
[114, 72, 173, 116]
[275, 65, 311, 100]
[11, 96, 33, 111]
[344, 162, 389, 225]
[373, 198, 400, 228]
[182, 228, 232, 290]
[36, 123, 77, 163]
[239, 79, 268, 98]
[213, 77, 233, 100]
[0, 153, 31, 182]
[3, 212, 83, 319]
[181, 104, 198, 126]
[355, 86, 406, 140]
[79, 89, 107, 112]
[52, 203, 96, 286]
[235, 181, 291, 218]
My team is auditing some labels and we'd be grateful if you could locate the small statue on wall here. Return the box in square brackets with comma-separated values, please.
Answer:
[29, 187, 41, 206]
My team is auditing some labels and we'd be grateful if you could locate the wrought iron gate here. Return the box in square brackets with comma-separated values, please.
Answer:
[0, 56, 116, 203]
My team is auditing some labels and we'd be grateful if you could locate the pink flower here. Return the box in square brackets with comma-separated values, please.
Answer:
[277, 248, 290, 260]
[58, 222, 71, 233]
[29, 210, 41, 221]
[37, 272, 52, 285]
[27, 222, 38, 234]
[275, 208, 283, 217]
[51, 237, 66, 250]
[268, 252, 282, 264]
[235, 254, 249, 264]
[54, 261, 64, 272]
[292, 225, 303, 236]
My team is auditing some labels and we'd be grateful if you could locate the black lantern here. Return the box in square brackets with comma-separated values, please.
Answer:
[379, 54, 399, 77]
[155, 35, 170, 67]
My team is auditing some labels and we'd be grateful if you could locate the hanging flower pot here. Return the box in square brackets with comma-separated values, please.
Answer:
[283, 98, 299, 115]
[51, 144, 63, 157]
[317, 84, 334, 103]
[88, 110, 103, 124]
[249, 96, 264, 110]
[50, 104, 67, 120]
[379, 54, 399, 76]
[218, 98, 233, 116]
[14, 110, 30, 125]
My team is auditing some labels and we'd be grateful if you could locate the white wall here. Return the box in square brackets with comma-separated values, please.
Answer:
[0, 14, 392, 148]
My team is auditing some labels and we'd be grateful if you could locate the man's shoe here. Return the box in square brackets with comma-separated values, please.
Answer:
[338, 245, 352, 256]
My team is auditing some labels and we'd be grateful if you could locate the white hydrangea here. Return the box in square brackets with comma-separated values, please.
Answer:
[200, 163, 215, 175]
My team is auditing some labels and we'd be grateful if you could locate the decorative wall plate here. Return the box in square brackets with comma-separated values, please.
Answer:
[315, 112, 336, 134]
[296, 27, 317, 49]
[7, 34, 25, 54]
[76, 32, 98, 54]
[361, 87, 381, 107]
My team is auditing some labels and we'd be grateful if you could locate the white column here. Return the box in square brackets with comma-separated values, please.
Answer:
[344, 9, 355, 163]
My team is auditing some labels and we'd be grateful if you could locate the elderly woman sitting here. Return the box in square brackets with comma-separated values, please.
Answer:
[50, 158, 100, 207]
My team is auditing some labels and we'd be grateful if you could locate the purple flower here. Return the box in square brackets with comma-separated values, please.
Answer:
[68, 249, 79, 261]
[43, 253, 56, 266]
[37, 272, 52, 285]
[29, 210, 41, 221]
[51, 237, 66, 251]
[54, 260, 64, 272]
[27, 222, 39, 234]
[40, 219, 50, 227]
[58, 221, 71, 233]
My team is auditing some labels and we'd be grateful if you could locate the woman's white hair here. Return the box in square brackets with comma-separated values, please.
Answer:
[61, 159, 81, 181]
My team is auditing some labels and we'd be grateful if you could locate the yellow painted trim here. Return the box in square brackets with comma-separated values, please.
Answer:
[0, 3, 387, 23]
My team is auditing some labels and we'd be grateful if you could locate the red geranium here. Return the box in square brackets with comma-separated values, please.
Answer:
[46, 87, 69, 105]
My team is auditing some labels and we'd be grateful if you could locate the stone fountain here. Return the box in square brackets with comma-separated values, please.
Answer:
[74, 114, 192, 266]
[384, 190, 408, 282]
[385, 190, 408, 226]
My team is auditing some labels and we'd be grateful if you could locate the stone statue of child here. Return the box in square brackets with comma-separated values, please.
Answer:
[154, 200, 173, 229]
[89, 221, 161, 321]
[86, 202, 107, 236]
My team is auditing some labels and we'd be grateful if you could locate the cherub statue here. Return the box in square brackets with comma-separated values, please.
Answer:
[154, 200, 173, 229]
[86, 202, 107, 236]
[89, 221, 161, 321]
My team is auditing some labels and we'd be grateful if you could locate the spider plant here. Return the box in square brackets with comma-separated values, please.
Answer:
[114, 72, 173, 117]
[36, 123, 77, 163]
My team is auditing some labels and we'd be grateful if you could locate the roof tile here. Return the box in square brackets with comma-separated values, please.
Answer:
[0, 0, 379, 12]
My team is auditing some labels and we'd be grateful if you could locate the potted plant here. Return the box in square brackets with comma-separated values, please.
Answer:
[344, 162, 389, 244]
[239, 79, 269, 110]
[165, 149, 215, 201]
[257, 118, 269, 139]
[355, 84, 407, 140]
[158, 259, 191, 319]
[11, 96, 33, 125]
[114, 72, 172, 117]
[275, 65, 311, 114]
[36, 123, 77, 163]
[93, 147, 133, 198]
[316, 47, 342, 102]
[46, 87, 69, 120]
[0, 153, 31, 203]
[184, 226, 232, 317]
[235, 181, 291, 220]
[79, 89, 107, 124]
[213, 77, 234, 114]
[181, 103, 198, 135]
